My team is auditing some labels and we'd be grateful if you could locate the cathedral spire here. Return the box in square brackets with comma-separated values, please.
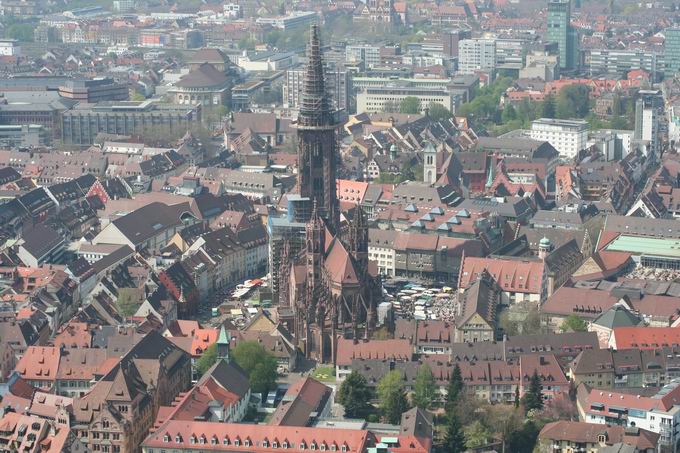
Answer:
[296, 23, 339, 229]
[299, 24, 331, 128]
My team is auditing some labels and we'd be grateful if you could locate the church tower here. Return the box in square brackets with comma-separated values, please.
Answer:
[297, 24, 340, 230]
[423, 142, 437, 185]
[216, 325, 230, 363]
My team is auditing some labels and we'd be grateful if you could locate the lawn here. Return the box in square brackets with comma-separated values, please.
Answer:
[312, 366, 336, 383]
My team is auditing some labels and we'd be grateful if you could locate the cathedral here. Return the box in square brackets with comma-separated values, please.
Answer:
[278, 25, 381, 364]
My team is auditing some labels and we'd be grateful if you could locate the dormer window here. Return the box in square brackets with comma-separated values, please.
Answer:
[263, 440, 269, 448]
[190, 436, 197, 445]
[330, 445, 336, 452]
[341, 446, 347, 453]
[245, 439, 251, 447]
[199, 436, 206, 445]
[234, 439, 240, 446]
[320, 443, 326, 451]
[283, 441, 288, 449]
[300, 442, 306, 450]
[273, 442, 278, 449]
[163, 435, 170, 443]
[223, 437, 230, 445]
[211, 436, 218, 445]
[311, 442, 317, 451]
[175, 435, 182, 443]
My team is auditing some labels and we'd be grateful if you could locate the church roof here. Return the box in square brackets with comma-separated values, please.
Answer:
[324, 238, 359, 285]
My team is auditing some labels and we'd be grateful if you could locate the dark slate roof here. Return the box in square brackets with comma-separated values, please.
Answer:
[175, 63, 229, 89]
[203, 358, 250, 398]
[0, 166, 21, 185]
[20, 224, 63, 260]
[112, 202, 193, 246]
[91, 245, 135, 275]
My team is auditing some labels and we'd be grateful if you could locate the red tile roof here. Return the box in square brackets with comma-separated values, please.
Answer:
[144, 421, 371, 453]
[336, 338, 412, 367]
[612, 326, 680, 350]
[458, 256, 545, 294]
[15, 346, 60, 383]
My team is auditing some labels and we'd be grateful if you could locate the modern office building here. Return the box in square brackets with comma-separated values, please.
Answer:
[356, 84, 455, 114]
[530, 118, 588, 159]
[458, 38, 496, 75]
[585, 49, 660, 80]
[345, 44, 381, 68]
[0, 125, 48, 148]
[665, 27, 680, 78]
[61, 100, 201, 145]
[284, 65, 350, 112]
[254, 11, 318, 30]
[58, 77, 129, 103]
[495, 38, 528, 71]
[634, 89, 664, 158]
[547, 0, 579, 70]
[441, 29, 471, 58]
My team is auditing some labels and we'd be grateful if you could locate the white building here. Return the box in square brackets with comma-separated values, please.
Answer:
[255, 11, 317, 30]
[356, 85, 454, 114]
[530, 118, 588, 159]
[458, 38, 496, 75]
[0, 39, 19, 57]
[635, 89, 664, 159]
[581, 382, 680, 451]
[346, 44, 381, 68]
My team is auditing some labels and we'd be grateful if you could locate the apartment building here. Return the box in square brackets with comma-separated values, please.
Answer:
[530, 118, 589, 159]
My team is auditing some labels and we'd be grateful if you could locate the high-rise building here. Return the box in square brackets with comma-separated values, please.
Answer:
[283, 64, 350, 113]
[664, 27, 680, 78]
[275, 25, 380, 363]
[458, 38, 496, 75]
[547, 0, 579, 70]
[441, 29, 471, 58]
[634, 90, 664, 158]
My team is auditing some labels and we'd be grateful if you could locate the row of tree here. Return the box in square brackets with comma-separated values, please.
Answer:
[337, 362, 547, 452]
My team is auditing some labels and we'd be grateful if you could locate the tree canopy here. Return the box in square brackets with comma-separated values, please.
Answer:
[446, 363, 463, 412]
[522, 370, 544, 413]
[337, 371, 373, 419]
[560, 314, 588, 332]
[232, 341, 278, 394]
[412, 364, 436, 410]
[427, 102, 453, 121]
[377, 370, 410, 424]
[443, 413, 466, 453]
[195, 343, 217, 376]
[400, 96, 422, 114]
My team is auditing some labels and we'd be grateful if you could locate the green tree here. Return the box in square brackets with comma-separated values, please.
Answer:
[232, 341, 278, 394]
[560, 314, 588, 332]
[501, 104, 517, 123]
[6, 23, 34, 42]
[522, 370, 544, 412]
[400, 96, 421, 114]
[337, 371, 373, 418]
[428, 102, 453, 121]
[556, 84, 590, 119]
[195, 343, 217, 376]
[506, 420, 540, 453]
[446, 363, 463, 412]
[514, 385, 520, 408]
[412, 364, 436, 410]
[442, 413, 466, 453]
[464, 420, 492, 449]
[541, 94, 557, 118]
[377, 370, 409, 424]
